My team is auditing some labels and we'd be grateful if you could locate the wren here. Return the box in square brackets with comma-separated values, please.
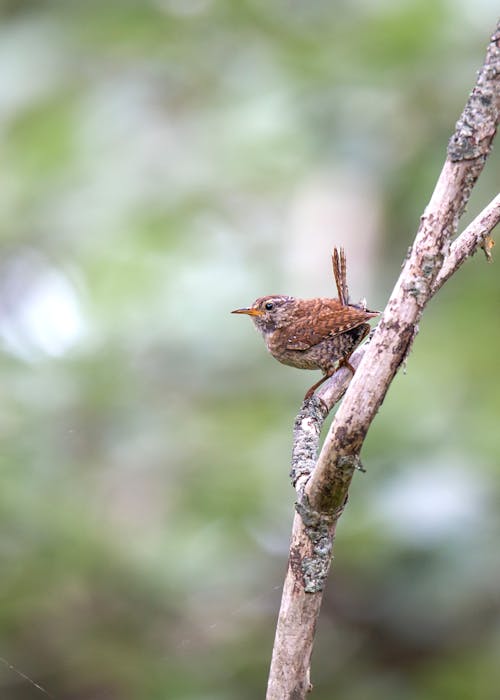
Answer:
[232, 248, 379, 399]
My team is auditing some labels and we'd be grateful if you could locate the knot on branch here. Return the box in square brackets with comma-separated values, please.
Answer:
[307, 452, 361, 515]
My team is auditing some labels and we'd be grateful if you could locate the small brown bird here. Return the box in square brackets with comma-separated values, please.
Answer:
[232, 248, 379, 399]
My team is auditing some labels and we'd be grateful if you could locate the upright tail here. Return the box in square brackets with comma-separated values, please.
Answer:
[332, 247, 349, 306]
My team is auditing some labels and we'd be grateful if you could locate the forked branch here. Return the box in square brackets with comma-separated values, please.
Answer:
[267, 21, 500, 700]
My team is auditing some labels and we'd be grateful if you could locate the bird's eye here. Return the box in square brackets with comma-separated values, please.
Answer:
[265, 301, 275, 311]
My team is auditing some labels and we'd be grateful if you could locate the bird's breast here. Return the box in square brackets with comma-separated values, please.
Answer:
[264, 330, 321, 370]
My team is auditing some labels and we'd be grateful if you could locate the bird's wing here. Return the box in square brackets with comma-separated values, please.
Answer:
[284, 301, 376, 351]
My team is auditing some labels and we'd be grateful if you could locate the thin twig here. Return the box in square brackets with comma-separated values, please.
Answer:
[0, 656, 53, 698]
[433, 193, 500, 294]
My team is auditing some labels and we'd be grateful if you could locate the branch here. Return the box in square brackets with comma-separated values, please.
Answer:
[267, 21, 500, 700]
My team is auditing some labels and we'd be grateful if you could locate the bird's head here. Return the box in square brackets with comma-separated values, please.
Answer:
[231, 295, 294, 335]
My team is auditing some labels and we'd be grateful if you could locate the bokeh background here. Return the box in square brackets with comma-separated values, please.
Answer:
[0, 2, 499, 699]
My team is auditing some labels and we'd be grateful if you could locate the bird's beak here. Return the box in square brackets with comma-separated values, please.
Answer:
[231, 307, 264, 316]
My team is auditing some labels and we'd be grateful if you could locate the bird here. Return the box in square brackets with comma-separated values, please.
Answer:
[232, 248, 379, 399]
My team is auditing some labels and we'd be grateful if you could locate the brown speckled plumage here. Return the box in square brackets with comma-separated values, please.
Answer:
[232, 249, 379, 398]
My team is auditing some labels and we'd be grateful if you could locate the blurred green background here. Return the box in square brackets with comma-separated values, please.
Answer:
[0, 1, 499, 698]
